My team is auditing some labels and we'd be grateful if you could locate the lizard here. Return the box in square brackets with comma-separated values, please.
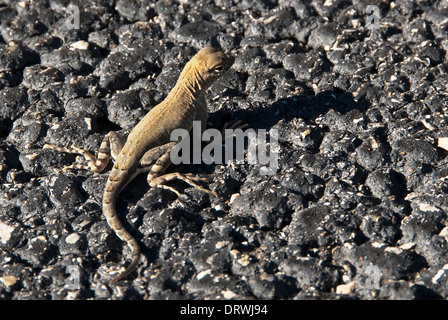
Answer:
[44, 46, 235, 282]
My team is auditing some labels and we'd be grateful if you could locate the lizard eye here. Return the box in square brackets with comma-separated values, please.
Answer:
[214, 66, 223, 73]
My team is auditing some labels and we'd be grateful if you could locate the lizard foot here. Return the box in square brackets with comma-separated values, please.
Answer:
[43, 132, 123, 173]
[149, 172, 218, 197]
[44, 144, 103, 172]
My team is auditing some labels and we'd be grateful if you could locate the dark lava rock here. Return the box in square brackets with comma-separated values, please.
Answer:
[379, 280, 442, 300]
[355, 137, 388, 171]
[393, 137, 439, 165]
[15, 235, 57, 267]
[401, 201, 446, 245]
[115, 0, 155, 22]
[22, 65, 64, 90]
[308, 23, 340, 50]
[359, 206, 401, 245]
[279, 256, 339, 292]
[59, 232, 88, 256]
[250, 189, 290, 230]
[247, 273, 298, 299]
[0, 41, 39, 72]
[287, 205, 329, 247]
[173, 21, 220, 48]
[94, 50, 153, 90]
[365, 168, 405, 198]
[0, 0, 447, 301]
[283, 50, 329, 82]
[333, 242, 427, 283]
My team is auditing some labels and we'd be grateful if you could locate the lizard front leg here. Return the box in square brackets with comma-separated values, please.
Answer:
[44, 131, 124, 173]
[140, 142, 217, 197]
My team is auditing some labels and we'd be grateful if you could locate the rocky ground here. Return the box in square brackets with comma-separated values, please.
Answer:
[0, 0, 448, 300]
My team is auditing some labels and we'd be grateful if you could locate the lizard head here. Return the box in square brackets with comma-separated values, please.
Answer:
[188, 46, 235, 90]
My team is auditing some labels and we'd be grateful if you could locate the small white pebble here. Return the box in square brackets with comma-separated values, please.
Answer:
[336, 282, 355, 294]
[229, 193, 240, 204]
[65, 233, 81, 244]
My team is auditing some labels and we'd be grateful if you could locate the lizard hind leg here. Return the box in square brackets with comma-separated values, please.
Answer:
[44, 131, 124, 173]
[150, 172, 218, 197]
[145, 149, 218, 197]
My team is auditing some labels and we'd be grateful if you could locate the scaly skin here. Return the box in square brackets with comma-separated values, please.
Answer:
[105, 47, 234, 282]
[46, 47, 234, 282]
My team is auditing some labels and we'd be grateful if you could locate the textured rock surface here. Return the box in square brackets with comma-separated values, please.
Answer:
[0, 0, 447, 300]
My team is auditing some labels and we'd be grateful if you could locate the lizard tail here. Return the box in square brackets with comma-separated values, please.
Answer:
[103, 196, 141, 283]
[110, 240, 140, 283]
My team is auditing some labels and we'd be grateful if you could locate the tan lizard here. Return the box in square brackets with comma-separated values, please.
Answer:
[44, 46, 234, 282]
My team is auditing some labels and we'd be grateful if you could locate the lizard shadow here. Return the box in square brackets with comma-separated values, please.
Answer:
[114, 88, 370, 271]
[205, 87, 371, 176]
[203, 87, 373, 196]
[209, 87, 369, 133]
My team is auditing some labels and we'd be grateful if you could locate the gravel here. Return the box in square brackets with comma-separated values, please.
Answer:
[0, 0, 448, 300]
